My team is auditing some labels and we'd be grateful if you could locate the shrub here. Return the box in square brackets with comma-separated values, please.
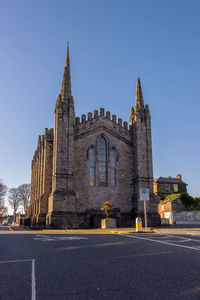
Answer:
[163, 193, 200, 211]
[164, 193, 181, 201]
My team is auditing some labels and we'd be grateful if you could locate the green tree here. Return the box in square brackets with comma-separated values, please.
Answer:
[178, 182, 187, 193]
[180, 193, 195, 208]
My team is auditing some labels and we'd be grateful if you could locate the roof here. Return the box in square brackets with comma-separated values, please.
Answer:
[154, 177, 186, 184]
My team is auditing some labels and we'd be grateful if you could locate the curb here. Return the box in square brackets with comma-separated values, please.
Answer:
[110, 230, 156, 234]
[40, 229, 156, 235]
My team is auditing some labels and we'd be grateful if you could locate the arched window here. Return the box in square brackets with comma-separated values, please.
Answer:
[98, 136, 107, 186]
[89, 147, 96, 186]
[110, 148, 117, 187]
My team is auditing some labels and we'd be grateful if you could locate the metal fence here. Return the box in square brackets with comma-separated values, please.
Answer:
[160, 211, 200, 225]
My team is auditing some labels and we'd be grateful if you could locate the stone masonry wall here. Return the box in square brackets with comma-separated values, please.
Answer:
[28, 128, 53, 226]
[74, 108, 134, 214]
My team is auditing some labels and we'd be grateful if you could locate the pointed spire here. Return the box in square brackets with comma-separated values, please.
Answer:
[145, 104, 149, 113]
[145, 104, 150, 119]
[135, 77, 144, 111]
[61, 41, 72, 100]
[130, 106, 134, 115]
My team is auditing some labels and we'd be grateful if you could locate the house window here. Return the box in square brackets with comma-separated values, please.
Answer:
[164, 184, 169, 192]
[174, 184, 178, 192]
[98, 136, 107, 186]
[110, 148, 117, 187]
[89, 147, 96, 186]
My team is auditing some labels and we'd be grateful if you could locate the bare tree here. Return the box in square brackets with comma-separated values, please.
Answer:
[1, 206, 8, 217]
[8, 188, 21, 212]
[18, 184, 30, 213]
[0, 178, 8, 216]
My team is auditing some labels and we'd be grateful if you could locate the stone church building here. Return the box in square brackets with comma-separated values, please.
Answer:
[26, 44, 160, 228]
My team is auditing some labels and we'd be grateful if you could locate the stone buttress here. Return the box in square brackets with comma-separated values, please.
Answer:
[25, 129, 53, 227]
[36, 129, 53, 226]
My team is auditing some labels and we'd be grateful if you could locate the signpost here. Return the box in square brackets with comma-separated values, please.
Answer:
[140, 188, 149, 230]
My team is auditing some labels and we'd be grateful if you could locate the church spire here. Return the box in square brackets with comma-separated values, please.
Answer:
[61, 41, 72, 100]
[135, 77, 144, 111]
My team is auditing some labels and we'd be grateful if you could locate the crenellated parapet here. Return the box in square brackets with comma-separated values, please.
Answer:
[74, 107, 131, 142]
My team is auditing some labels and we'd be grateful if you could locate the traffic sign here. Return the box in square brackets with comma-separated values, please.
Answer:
[140, 188, 149, 201]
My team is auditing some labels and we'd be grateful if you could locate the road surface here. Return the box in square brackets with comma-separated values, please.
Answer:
[0, 231, 200, 299]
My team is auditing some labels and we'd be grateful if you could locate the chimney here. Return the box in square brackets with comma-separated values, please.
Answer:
[176, 174, 182, 180]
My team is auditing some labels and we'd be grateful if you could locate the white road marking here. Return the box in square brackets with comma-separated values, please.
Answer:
[0, 258, 36, 300]
[165, 234, 195, 240]
[161, 239, 192, 243]
[32, 259, 36, 300]
[171, 235, 200, 243]
[0, 258, 34, 264]
[33, 235, 88, 242]
[121, 234, 200, 251]
[149, 236, 173, 239]
[152, 234, 192, 243]
[143, 234, 200, 244]
[33, 237, 55, 241]
[159, 234, 200, 243]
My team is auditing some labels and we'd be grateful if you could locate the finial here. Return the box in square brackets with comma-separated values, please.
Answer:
[61, 42, 72, 99]
[66, 41, 70, 66]
[136, 77, 142, 99]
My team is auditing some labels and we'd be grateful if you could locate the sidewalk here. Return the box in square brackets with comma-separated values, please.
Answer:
[155, 227, 200, 236]
[6, 226, 200, 235]
[9, 226, 153, 234]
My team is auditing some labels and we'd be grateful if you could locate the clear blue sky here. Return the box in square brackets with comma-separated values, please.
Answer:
[0, 0, 200, 211]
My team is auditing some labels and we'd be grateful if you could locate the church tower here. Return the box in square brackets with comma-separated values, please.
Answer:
[46, 43, 78, 228]
[131, 78, 158, 225]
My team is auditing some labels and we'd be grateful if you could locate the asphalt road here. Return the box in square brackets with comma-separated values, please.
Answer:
[1, 232, 200, 300]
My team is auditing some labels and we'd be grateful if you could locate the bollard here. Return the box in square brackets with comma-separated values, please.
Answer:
[136, 217, 142, 232]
